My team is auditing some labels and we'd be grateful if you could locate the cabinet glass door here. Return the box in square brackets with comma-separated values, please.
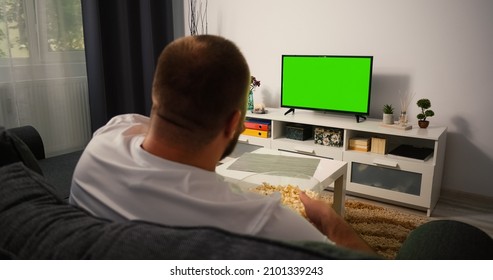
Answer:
[351, 162, 422, 196]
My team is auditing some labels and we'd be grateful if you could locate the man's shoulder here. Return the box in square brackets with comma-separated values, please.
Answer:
[106, 114, 149, 125]
[94, 114, 150, 136]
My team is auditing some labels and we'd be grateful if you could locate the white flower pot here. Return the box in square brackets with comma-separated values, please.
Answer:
[383, 113, 394, 124]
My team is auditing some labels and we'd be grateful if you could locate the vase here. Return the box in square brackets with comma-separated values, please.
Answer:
[399, 111, 408, 126]
[247, 90, 254, 112]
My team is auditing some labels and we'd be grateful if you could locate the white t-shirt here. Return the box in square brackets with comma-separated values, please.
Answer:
[69, 114, 330, 243]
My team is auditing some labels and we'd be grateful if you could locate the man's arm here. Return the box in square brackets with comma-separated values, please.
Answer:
[299, 192, 375, 254]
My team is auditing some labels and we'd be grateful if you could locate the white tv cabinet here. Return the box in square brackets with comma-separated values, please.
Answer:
[241, 108, 447, 216]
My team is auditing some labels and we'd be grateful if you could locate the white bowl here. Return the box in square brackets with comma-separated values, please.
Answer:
[238, 171, 322, 195]
[238, 171, 322, 218]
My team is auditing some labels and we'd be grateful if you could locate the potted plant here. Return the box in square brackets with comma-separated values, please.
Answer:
[382, 104, 394, 124]
[416, 98, 435, 128]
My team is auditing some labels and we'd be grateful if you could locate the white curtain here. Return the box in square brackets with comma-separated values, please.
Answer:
[0, 0, 90, 157]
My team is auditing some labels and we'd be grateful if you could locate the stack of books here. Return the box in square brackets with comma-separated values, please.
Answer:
[242, 118, 271, 138]
[349, 137, 370, 152]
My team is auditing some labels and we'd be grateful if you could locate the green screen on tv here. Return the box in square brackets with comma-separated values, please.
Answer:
[281, 55, 373, 115]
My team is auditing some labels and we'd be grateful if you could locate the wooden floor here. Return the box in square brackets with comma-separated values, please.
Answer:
[430, 190, 493, 237]
[349, 189, 493, 238]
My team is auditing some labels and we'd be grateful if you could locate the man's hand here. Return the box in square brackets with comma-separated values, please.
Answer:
[300, 192, 375, 254]
[299, 191, 336, 233]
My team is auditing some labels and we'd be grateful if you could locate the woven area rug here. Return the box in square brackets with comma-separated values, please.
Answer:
[321, 194, 429, 259]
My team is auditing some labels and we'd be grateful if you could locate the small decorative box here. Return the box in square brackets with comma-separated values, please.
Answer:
[314, 127, 344, 147]
[349, 137, 371, 152]
[285, 123, 312, 141]
[370, 137, 387, 154]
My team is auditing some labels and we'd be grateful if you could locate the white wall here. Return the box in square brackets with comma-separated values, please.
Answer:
[182, 0, 493, 198]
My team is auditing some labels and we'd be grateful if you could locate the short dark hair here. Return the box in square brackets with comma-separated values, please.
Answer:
[151, 35, 250, 148]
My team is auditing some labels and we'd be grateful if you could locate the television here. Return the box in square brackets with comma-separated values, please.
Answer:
[281, 55, 373, 121]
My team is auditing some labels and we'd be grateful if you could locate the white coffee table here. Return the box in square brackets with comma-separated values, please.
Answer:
[216, 148, 347, 216]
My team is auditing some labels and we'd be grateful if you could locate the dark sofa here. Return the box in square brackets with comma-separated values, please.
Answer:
[1, 162, 378, 260]
[1, 126, 492, 260]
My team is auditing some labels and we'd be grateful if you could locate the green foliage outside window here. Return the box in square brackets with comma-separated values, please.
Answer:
[0, 0, 84, 58]
[0, 0, 28, 57]
[46, 0, 84, 52]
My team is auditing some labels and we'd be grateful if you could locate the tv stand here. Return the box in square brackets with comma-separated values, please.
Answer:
[239, 108, 447, 216]
[284, 108, 295, 115]
[355, 115, 367, 123]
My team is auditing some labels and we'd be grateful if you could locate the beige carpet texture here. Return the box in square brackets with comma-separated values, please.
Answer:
[248, 184, 429, 259]
[323, 194, 429, 259]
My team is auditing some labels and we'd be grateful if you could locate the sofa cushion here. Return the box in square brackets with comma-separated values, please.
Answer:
[0, 247, 15, 260]
[0, 163, 375, 260]
[38, 150, 83, 200]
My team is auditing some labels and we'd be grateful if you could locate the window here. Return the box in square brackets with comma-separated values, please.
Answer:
[0, 0, 85, 63]
[0, 0, 90, 156]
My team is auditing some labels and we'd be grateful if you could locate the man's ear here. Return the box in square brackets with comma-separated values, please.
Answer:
[224, 110, 242, 139]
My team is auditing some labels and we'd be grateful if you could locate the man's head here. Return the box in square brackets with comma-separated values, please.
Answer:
[150, 35, 250, 157]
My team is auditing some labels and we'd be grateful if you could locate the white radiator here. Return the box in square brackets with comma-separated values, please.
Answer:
[2, 78, 91, 157]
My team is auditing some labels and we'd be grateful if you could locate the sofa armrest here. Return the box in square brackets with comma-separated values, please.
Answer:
[7, 125, 45, 160]
[1, 127, 43, 175]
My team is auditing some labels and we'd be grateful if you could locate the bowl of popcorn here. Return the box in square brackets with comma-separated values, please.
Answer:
[239, 171, 322, 218]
